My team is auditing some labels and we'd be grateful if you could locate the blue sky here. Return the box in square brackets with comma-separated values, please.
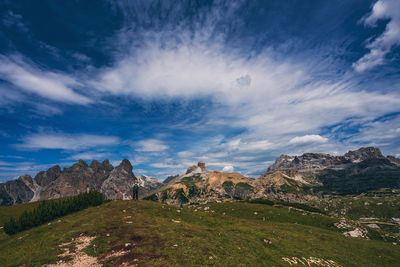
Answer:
[0, 0, 400, 181]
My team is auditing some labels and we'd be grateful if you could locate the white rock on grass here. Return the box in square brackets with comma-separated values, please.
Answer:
[344, 228, 367, 238]
[367, 223, 380, 229]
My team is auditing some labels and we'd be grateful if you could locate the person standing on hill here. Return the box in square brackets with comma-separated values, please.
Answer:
[132, 182, 139, 200]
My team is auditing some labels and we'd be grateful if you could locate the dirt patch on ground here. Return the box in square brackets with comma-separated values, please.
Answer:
[45, 234, 100, 267]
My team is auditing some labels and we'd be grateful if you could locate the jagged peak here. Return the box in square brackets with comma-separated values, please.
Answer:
[90, 159, 100, 167]
[77, 159, 88, 167]
[343, 147, 384, 162]
[268, 146, 387, 172]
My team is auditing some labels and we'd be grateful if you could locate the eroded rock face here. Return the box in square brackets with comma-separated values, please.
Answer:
[387, 155, 400, 166]
[0, 158, 140, 206]
[35, 166, 61, 187]
[100, 159, 137, 200]
[0, 175, 34, 205]
[268, 147, 388, 172]
[268, 153, 342, 172]
[186, 162, 207, 174]
[343, 147, 384, 163]
[137, 175, 163, 191]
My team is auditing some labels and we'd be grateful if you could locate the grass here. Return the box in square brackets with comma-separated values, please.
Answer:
[308, 194, 400, 220]
[0, 200, 399, 266]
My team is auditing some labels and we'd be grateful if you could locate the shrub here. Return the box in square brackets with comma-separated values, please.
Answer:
[247, 198, 275, 206]
[174, 189, 189, 204]
[143, 194, 159, 201]
[236, 182, 253, 190]
[222, 181, 234, 187]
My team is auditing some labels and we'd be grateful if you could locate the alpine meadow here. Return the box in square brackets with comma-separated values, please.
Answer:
[0, 1, 400, 266]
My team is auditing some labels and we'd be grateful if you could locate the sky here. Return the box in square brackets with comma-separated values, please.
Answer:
[0, 0, 400, 181]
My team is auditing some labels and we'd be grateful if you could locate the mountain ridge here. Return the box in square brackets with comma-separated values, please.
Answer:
[1, 147, 399, 206]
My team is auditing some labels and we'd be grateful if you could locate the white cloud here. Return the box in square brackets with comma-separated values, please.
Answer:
[135, 139, 169, 152]
[16, 133, 119, 150]
[66, 152, 108, 160]
[222, 165, 234, 172]
[177, 151, 195, 158]
[150, 162, 185, 169]
[217, 139, 273, 152]
[0, 56, 91, 104]
[353, 0, 400, 72]
[289, 135, 328, 145]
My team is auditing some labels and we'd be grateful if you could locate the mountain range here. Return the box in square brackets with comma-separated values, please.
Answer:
[1, 147, 399, 206]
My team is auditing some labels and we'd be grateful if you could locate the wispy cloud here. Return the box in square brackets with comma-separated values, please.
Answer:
[289, 135, 328, 145]
[353, 0, 400, 72]
[16, 133, 119, 150]
[66, 152, 109, 160]
[0, 55, 91, 104]
[135, 139, 169, 152]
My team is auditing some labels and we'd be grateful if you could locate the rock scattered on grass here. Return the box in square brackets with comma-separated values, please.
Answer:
[367, 223, 380, 229]
[263, 239, 272, 246]
[344, 228, 368, 238]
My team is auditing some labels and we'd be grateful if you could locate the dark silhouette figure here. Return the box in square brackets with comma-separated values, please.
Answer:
[132, 183, 139, 200]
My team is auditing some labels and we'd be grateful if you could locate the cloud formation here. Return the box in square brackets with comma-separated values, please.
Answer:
[289, 135, 328, 145]
[222, 165, 234, 172]
[135, 139, 169, 152]
[0, 56, 91, 104]
[353, 0, 400, 72]
[16, 133, 119, 150]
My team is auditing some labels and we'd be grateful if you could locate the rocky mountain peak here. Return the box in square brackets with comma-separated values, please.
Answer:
[387, 155, 400, 166]
[34, 165, 61, 186]
[343, 147, 384, 163]
[198, 162, 206, 171]
[100, 159, 136, 200]
[186, 162, 207, 174]
[118, 159, 132, 171]
[19, 175, 34, 187]
[268, 152, 340, 172]
[90, 159, 101, 168]
[90, 159, 114, 172]
[77, 159, 88, 167]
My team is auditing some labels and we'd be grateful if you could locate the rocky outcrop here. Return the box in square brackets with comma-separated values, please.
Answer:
[100, 159, 137, 200]
[185, 162, 207, 174]
[267, 153, 342, 172]
[38, 159, 111, 200]
[267, 147, 400, 195]
[343, 147, 384, 163]
[164, 175, 179, 184]
[137, 175, 163, 191]
[0, 175, 34, 206]
[147, 147, 400, 205]
[268, 147, 388, 172]
[387, 155, 400, 166]
[34, 165, 61, 187]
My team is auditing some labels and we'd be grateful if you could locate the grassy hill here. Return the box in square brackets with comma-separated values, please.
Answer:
[0, 200, 399, 266]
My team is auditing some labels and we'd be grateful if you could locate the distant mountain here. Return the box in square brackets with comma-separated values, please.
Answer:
[2, 147, 399, 206]
[163, 174, 179, 184]
[145, 162, 257, 204]
[0, 159, 163, 206]
[266, 147, 400, 194]
[145, 147, 400, 204]
[136, 175, 164, 197]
